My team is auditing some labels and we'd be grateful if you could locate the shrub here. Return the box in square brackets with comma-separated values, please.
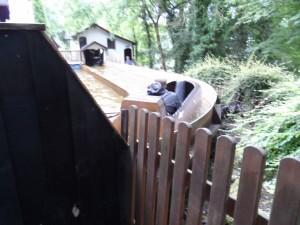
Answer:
[186, 57, 299, 180]
[185, 56, 237, 92]
[232, 81, 300, 179]
[186, 57, 291, 110]
[222, 61, 290, 109]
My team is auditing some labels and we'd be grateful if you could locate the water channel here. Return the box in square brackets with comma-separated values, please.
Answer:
[75, 70, 123, 115]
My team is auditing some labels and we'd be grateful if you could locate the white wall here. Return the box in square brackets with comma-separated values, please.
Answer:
[8, 0, 34, 23]
[78, 26, 134, 63]
[79, 27, 108, 48]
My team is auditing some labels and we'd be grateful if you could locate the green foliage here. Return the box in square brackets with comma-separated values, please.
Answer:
[236, 0, 300, 71]
[63, 0, 103, 33]
[186, 57, 290, 109]
[187, 57, 300, 181]
[32, 0, 46, 23]
[232, 81, 300, 179]
[40, 0, 300, 72]
[223, 61, 287, 109]
[189, 0, 233, 63]
[186, 56, 237, 88]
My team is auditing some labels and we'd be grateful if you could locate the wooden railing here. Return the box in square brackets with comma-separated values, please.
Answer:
[59, 50, 83, 64]
[121, 106, 300, 225]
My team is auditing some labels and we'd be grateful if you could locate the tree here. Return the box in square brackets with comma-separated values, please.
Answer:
[63, 0, 103, 33]
[140, 5, 155, 68]
[32, 0, 46, 23]
[141, 0, 167, 70]
[237, 0, 300, 70]
[161, 0, 192, 72]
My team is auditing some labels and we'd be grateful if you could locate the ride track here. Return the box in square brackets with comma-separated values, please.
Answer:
[81, 62, 221, 133]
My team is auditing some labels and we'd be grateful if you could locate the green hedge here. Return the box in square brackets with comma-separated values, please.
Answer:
[232, 81, 300, 179]
[186, 57, 299, 179]
[185, 57, 291, 109]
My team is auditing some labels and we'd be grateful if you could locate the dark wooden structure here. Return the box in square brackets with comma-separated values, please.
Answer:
[0, 23, 131, 225]
[121, 107, 300, 225]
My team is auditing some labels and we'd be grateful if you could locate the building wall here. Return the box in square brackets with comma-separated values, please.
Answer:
[80, 27, 108, 48]
[78, 27, 134, 63]
[8, 0, 34, 22]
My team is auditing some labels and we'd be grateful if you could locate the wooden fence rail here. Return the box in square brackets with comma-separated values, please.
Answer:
[59, 50, 83, 63]
[121, 107, 300, 225]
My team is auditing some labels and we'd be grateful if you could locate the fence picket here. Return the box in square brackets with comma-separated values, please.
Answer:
[135, 109, 149, 225]
[121, 109, 129, 142]
[144, 113, 161, 225]
[123, 106, 300, 225]
[156, 117, 175, 225]
[268, 158, 300, 225]
[233, 146, 266, 225]
[186, 128, 213, 225]
[207, 136, 236, 225]
[128, 106, 138, 225]
[169, 122, 192, 225]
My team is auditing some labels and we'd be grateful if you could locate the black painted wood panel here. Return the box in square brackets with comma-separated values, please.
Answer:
[0, 29, 130, 225]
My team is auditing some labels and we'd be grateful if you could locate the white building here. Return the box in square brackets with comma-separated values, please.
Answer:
[4, 0, 34, 23]
[74, 23, 136, 64]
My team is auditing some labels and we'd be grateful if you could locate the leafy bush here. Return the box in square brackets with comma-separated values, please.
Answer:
[223, 61, 290, 109]
[186, 57, 291, 110]
[187, 57, 300, 179]
[185, 56, 237, 89]
[232, 81, 300, 179]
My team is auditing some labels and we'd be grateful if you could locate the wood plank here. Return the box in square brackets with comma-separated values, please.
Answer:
[233, 146, 266, 225]
[128, 106, 138, 225]
[1, 31, 47, 224]
[67, 56, 131, 225]
[144, 113, 161, 225]
[207, 136, 236, 225]
[138, 143, 269, 225]
[121, 109, 129, 142]
[268, 158, 300, 225]
[27, 33, 78, 224]
[0, 111, 24, 225]
[0, 23, 45, 31]
[186, 128, 213, 225]
[135, 109, 149, 225]
[156, 117, 175, 225]
[169, 122, 192, 225]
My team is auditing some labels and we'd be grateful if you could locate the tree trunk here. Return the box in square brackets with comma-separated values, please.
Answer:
[142, 15, 154, 68]
[167, 5, 191, 73]
[132, 27, 139, 63]
[154, 23, 167, 71]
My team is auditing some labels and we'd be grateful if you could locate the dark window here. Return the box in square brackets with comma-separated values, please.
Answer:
[124, 48, 132, 62]
[79, 36, 87, 48]
[107, 38, 115, 49]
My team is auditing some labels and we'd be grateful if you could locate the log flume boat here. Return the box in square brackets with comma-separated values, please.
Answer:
[81, 63, 221, 133]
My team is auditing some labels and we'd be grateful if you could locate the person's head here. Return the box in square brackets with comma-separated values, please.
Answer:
[147, 79, 167, 96]
[155, 79, 167, 89]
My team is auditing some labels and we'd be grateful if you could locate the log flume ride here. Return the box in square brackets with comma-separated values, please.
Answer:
[82, 63, 221, 133]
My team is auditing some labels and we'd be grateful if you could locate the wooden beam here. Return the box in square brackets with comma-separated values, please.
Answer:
[0, 23, 45, 31]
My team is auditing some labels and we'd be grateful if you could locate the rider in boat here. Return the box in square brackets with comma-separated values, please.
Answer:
[147, 79, 181, 115]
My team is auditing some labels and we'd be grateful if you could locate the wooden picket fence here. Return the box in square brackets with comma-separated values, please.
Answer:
[59, 50, 83, 64]
[120, 106, 300, 225]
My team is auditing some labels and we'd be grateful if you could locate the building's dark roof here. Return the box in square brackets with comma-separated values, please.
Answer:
[74, 23, 136, 45]
[81, 41, 108, 50]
